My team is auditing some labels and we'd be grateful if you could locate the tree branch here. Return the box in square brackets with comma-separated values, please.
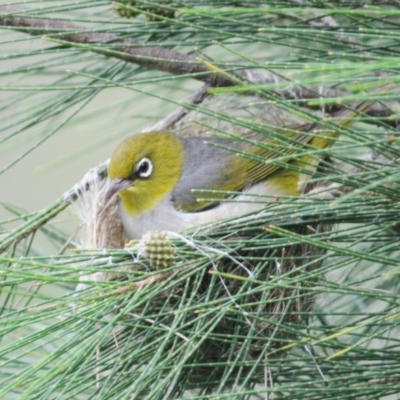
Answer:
[0, 6, 395, 117]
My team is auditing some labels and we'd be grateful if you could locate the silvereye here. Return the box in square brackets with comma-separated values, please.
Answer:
[105, 101, 370, 240]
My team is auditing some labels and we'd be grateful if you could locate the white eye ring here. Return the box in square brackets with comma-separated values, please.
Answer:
[136, 157, 153, 178]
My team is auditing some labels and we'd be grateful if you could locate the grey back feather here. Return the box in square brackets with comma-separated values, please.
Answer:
[171, 137, 240, 211]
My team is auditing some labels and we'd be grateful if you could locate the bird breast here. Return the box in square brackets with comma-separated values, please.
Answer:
[119, 181, 276, 239]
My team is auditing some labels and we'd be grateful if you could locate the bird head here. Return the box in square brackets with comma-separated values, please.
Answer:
[106, 131, 185, 216]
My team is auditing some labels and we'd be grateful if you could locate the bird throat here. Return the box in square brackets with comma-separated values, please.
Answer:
[118, 186, 169, 216]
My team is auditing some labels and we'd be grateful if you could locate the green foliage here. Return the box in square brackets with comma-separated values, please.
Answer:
[1, 1, 400, 399]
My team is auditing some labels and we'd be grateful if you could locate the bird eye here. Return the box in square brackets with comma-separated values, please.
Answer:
[136, 157, 153, 179]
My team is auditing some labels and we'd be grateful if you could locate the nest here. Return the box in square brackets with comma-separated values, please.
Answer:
[75, 94, 340, 389]
[96, 227, 328, 388]
[77, 188, 331, 389]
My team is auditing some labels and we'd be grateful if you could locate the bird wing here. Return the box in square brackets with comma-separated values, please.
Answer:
[172, 101, 374, 212]
[172, 133, 309, 212]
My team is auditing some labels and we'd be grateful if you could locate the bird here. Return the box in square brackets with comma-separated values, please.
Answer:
[105, 102, 372, 240]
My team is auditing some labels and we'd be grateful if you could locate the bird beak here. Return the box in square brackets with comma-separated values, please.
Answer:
[105, 178, 133, 201]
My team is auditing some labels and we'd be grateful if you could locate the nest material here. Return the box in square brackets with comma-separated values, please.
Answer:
[88, 221, 329, 387]
[78, 192, 330, 386]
